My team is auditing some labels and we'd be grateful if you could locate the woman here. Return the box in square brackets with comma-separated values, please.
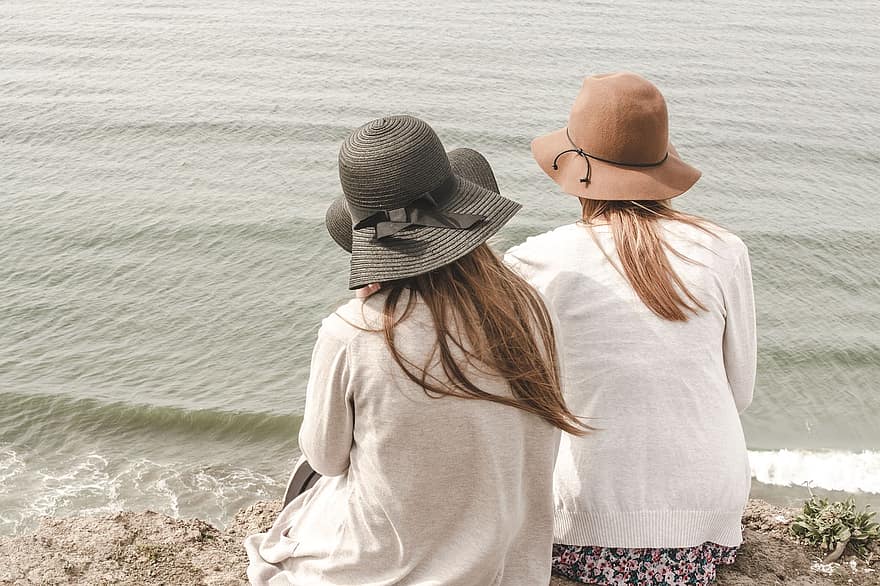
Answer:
[246, 115, 587, 585]
[278, 147, 510, 504]
[505, 73, 756, 585]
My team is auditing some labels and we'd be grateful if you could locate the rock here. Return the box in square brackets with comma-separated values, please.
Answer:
[0, 511, 247, 585]
[0, 499, 878, 585]
[226, 500, 281, 538]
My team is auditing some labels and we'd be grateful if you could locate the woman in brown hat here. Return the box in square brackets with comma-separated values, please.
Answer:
[506, 73, 756, 586]
[245, 115, 587, 585]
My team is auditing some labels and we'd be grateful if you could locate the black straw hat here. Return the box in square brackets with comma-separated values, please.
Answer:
[324, 198, 354, 253]
[337, 116, 520, 289]
[325, 147, 501, 254]
[447, 147, 500, 194]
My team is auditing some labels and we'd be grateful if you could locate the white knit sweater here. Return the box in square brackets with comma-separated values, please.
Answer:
[505, 220, 756, 548]
[245, 292, 561, 585]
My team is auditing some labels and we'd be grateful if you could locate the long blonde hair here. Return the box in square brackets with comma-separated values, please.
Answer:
[379, 244, 588, 436]
[580, 198, 716, 322]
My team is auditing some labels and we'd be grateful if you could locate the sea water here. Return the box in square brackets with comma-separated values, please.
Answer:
[1, 0, 879, 534]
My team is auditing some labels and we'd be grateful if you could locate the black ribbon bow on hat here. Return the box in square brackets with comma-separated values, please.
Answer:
[351, 184, 485, 241]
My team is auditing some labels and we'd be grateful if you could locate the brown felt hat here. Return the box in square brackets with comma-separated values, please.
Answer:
[338, 115, 519, 289]
[325, 147, 501, 254]
[531, 72, 701, 201]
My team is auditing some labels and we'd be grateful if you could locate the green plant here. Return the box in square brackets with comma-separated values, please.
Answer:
[789, 495, 880, 558]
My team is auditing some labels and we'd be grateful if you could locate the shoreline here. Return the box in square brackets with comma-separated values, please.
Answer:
[0, 500, 877, 585]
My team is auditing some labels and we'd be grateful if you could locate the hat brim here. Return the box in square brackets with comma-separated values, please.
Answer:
[325, 197, 353, 253]
[348, 176, 520, 289]
[531, 127, 701, 201]
[448, 148, 500, 194]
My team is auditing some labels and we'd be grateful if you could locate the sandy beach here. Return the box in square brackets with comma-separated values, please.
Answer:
[1, 499, 877, 585]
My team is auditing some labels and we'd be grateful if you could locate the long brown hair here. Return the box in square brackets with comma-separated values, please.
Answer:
[377, 244, 587, 436]
[580, 198, 716, 322]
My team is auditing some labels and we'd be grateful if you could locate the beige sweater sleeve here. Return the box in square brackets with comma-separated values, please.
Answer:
[297, 326, 354, 477]
[722, 250, 757, 413]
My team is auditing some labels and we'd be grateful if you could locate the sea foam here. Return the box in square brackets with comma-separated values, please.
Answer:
[749, 449, 880, 494]
[0, 444, 284, 536]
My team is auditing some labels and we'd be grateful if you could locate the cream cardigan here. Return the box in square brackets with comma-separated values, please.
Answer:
[505, 220, 756, 548]
[245, 292, 561, 585]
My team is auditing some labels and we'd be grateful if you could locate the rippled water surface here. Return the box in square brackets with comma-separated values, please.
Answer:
[2, 0, 879, 534]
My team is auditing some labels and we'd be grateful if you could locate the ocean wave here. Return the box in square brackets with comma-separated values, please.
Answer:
[749, 449, 880, 494]
[0, 120, 348, 146]
[0, 444, 285, 536]
[0, 391, 300, 443]
[760, 344, 880, 368]
[0, 446, 25, 490]
[3, 444, 878, 536]
[2, 215, 320, 254]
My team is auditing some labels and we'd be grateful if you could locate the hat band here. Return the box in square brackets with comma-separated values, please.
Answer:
[349, 175, 486, 240]
[553, 128, 669, 185]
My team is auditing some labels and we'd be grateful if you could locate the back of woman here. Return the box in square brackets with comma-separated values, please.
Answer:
[507, 220, 753, 535]
[507, 72, 757, 586]
[246, 115, 586, 585]
[282, 292, 560, 584]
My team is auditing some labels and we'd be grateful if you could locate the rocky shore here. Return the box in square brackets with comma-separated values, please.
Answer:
[1, 499, 877, 585]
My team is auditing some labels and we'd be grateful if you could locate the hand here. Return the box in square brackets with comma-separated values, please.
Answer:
[355, 283, 381, 299]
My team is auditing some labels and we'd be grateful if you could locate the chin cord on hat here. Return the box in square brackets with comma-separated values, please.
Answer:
[552, 128, 669, 185]
[350, 177, 486, 241]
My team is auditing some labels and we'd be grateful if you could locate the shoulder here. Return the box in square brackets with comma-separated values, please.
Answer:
[504, 223, 586, 270]
[714, 226, 749, 258]
[506, 223, 583, 257]
[707, 224, 750, 267]
[318, 296, 381, 345]
[663, 219, 749, 266]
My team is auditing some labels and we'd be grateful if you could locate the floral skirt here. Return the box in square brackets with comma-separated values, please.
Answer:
[551, 542, 738, 586]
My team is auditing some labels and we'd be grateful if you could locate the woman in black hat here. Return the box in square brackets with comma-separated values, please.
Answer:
[280, 147, 514, 504]
[245, 115, 587, 585]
